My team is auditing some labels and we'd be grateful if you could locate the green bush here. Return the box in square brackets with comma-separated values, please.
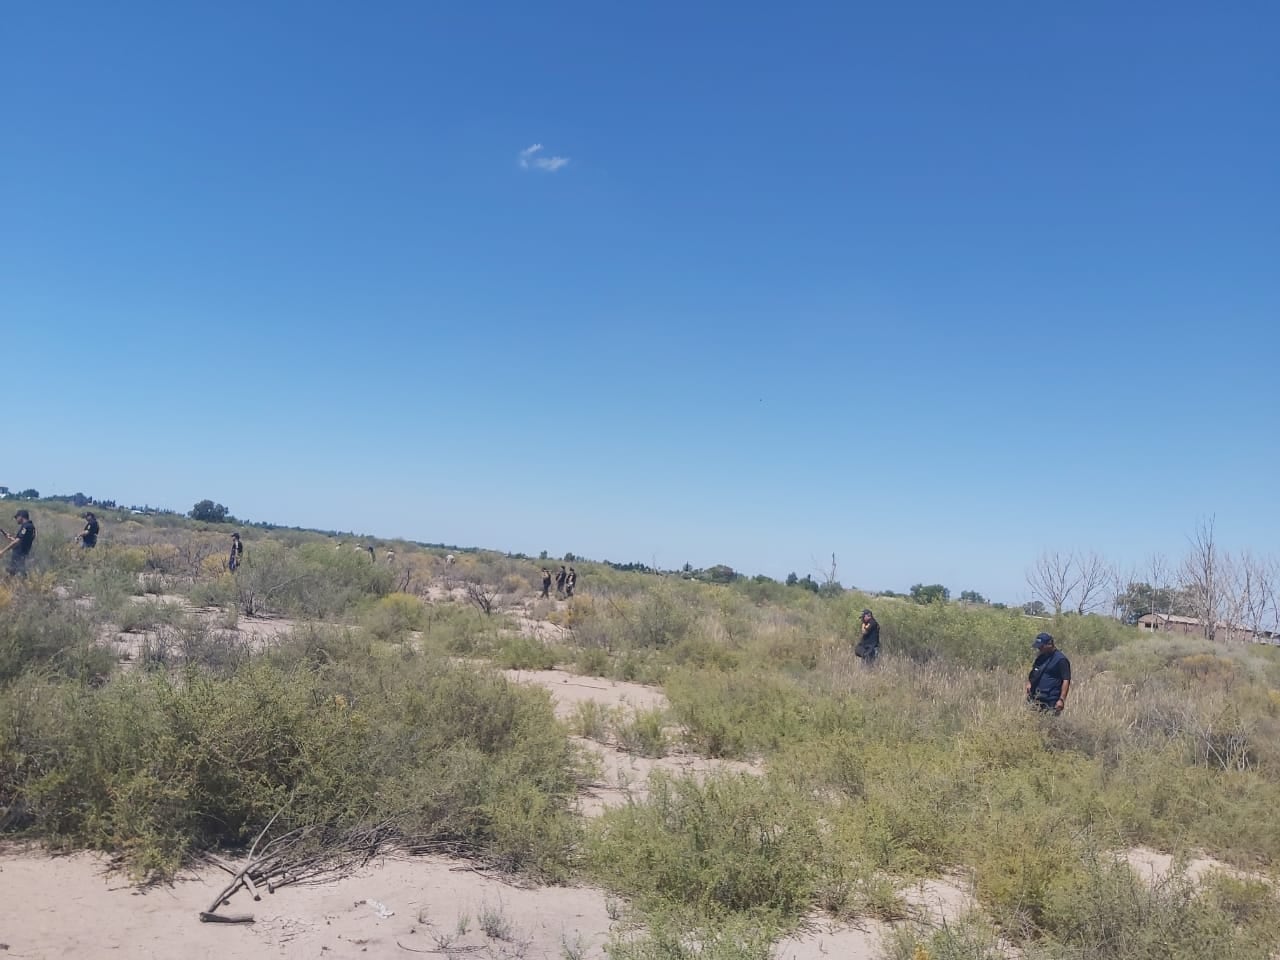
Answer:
[614, 707, 670, 758]
[0, 645, 582, 879]
[362, 592, 427, 641]
[606, 911, 776, 960]
[587, 772, 819, 919]
[495, 635, 558, 670]
[0, 584, 111, 684]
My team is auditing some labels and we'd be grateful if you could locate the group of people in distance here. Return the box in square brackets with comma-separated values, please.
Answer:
[540, 564, 576, 599]
[2, 507, 1073, 715]
[0, 509, 100, 577]
[852, 607, 1071, 714]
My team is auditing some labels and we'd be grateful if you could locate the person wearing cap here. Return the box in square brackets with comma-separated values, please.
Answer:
[228, 532, 244, 572]
[2, 509, 36, 576]
[854, 608, 880, 664]
[78, 511, 100, 549]
[1026, 632, 1071, 713]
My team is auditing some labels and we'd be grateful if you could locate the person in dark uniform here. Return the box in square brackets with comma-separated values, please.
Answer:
[555, 565, 567, 597]
[540, 567, 552, 599]
[228, 532, 244, 572]
[566, 567, 577, 597]
[78, 512, 100, 549]
[1026, 632, 1071, 713]
[854, 608, 880, 664]
[2, 509, 36, 577]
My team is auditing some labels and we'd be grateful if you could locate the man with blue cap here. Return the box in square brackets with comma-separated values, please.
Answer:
[1026, 632, 1071, 713]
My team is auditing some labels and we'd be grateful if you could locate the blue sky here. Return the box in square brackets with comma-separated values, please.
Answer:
[4, 1, 1277, 602]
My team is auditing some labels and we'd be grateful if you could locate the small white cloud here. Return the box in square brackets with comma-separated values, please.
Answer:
[519, 143, 569, 172]
[519, 144, 544, 167]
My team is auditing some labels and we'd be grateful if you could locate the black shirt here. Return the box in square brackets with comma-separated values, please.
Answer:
[83, 518, 99, 543]
[12, 519, 35, 556]
[859, 619, 880, 649]
[1028, 650, 1071, 703]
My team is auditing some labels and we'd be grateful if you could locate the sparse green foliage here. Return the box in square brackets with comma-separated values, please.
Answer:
[909, 583, 950, 604]
[189, 500, 229, 523]
[614, 707, 669, 758]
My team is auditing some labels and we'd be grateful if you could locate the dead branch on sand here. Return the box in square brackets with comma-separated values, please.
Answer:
[198, 810, 394, 925]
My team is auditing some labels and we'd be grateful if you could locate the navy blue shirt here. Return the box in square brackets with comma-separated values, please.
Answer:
[12, 519, 35, 557]
[860, 619, 880, 650]
[1028, 650, 1071, 703]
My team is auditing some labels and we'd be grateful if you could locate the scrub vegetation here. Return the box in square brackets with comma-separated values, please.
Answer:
[1, 500, 1278, 958]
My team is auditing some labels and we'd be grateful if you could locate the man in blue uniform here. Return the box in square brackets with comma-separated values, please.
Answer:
[2, 509, 36, 576]
[1026, 632, 1071, 713]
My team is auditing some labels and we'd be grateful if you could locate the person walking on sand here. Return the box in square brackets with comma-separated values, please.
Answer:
[228, 532, 244, 572]
[555, 565, 567, 598]
[854, 608, 880, 665]
[77, 511, 100, 549]
[540, 567, 552, 599]
[2, 509, 36, 577]
[565, 566, 577, 598]
[1026, 632, 1071, 714]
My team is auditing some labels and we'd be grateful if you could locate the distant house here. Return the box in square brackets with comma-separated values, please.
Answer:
[1137, 613, 1280, 644]
[1137, 613, 1202, 636]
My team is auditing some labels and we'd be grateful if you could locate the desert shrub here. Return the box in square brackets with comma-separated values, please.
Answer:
[74, 562, 136, 619]
[419, 603, 505, 656]
[116, 598, 184, 634]
[606, 911, 776, 960]
[665, 668, 808, 759]
[0, 585, 110, 683]
[614, 707, 669, 758]
[575, 645, 611, 676]
[494, 635, 558, 670]
[187, 572, 238, 608]
[0, 649, 582, 879]
[1202, 872, 1280, 941]
[880, 919, 1013, 960]
[231, 541, 395, 619]
[1035, 855, 1277, 960]
[362, 592, 426, 641]
[587, 772, 819, 919]
[571, 700, 613, 740]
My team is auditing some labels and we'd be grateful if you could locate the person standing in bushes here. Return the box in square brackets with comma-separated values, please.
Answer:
[228, 532, 244, 572]
[540, 567, 552, 598]
[566, 566, 577, 597]
[1, 509, 36, 577]
[854, 608, 880, 664]
[1026, 632, 1071, 713]
[77, 511, 99, 549]
[555, 565, 567, 597]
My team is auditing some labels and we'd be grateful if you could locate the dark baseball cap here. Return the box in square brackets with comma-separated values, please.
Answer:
[1033, 632, 1054, 648]
[13, 509, 29, 520]
[862, 608, 873, 616]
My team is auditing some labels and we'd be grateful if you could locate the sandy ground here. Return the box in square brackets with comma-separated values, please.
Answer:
[501, 669, 668, 720]
[501, 669, 762, 816]
[0, 845, 988, 960]
[0, 847, 615, 960]
[1123, 846, 1269, 886]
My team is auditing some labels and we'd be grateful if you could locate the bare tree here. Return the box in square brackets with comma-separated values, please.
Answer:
[1147, 553, 1174, 617]
[1074, 551, 1111, 615]
[460, 578, 500, 616]
[1234, 551, 1277, 641]
[1110, 562, 1137, 621]
[1180, 516, 1221, 642]
[1026, 551, 1081, 617]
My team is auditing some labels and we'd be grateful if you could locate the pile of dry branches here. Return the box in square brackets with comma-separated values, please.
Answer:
[199, 812, 394, 924]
